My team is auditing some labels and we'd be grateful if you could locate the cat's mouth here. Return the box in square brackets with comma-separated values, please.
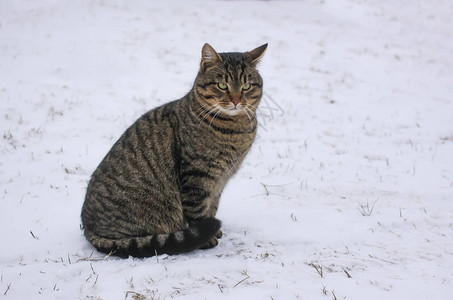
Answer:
[222, 105, 246, 116]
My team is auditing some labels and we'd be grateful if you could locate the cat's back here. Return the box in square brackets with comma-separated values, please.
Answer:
[82, 98, 186, 237]
[90, 98, 182, 181]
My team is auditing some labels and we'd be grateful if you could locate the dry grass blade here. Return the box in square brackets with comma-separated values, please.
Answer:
[358, 198, 379, 216]
[234, 275, 250, 288]
[309, 263, 323, 278]
[154, 249, 159, 263]
[125, 290, 146, 300]
[234, 270, 250, 288]
[4, 283, 12, 296]
[93, 275, 99, 287]
[261, 183, 270, 196]
[321, 284, 327, 295]
[342, 268, 352, 278]
[30, 230, 38, 239]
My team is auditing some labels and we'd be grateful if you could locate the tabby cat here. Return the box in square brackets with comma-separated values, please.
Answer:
[81, 43, 267, 258]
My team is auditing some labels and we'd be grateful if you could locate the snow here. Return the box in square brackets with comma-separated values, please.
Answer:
[1, 0, 453, 299]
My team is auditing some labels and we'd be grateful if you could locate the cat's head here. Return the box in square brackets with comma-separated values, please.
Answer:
[194, 43, 267, 117]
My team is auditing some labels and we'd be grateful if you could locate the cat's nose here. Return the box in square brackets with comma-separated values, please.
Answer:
[231, 96, 241, 106]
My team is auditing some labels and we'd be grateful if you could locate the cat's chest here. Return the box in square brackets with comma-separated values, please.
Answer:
[180, 130, 252, 171]
[193, 129, 253, 158]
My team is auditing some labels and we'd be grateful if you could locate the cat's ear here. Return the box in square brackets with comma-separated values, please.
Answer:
[246, 43, 268, 63]
[201, 43, 222, 70]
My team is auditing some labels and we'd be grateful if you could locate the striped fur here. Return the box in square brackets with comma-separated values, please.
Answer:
[81, 43, 267, 258]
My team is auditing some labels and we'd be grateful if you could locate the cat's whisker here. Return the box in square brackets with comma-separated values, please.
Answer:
[209, 105, 223, 127]
[194, 105, 208, 116]
[244, 107, 253, 126]
[244, 105, 256, 116]
[244, 107, 257, 130]
[195, 104, 212, 121]
[198, 104, 218, 127]
[246, 103, 258, 114]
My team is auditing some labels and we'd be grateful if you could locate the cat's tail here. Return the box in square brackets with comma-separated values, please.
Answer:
[83, 217, 221, 258]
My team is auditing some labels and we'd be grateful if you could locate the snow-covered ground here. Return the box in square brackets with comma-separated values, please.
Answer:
[1, 1, 452, 299]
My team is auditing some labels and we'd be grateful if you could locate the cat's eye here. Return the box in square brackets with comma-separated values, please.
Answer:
[218, 82, 228, 90]
[242, 83, 251, 91]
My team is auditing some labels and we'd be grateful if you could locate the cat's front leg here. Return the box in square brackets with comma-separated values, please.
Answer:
[180, 179, 221, 218]
[181, 184, 223, 249]
[203, 193, 224, 248]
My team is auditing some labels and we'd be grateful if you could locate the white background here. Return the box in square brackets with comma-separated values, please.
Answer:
[1, 1, 452, 299]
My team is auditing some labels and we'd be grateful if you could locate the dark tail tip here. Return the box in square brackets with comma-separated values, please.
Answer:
[196, 217, 222, 235]
[91, 217, 222, 258]
[162, 217, 221, 255]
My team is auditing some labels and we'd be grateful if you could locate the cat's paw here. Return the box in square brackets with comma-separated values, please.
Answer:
[199, 236, 219, 249]
[215, 229, 223, 239]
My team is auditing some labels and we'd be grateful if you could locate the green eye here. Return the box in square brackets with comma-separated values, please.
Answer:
[242, 83, 251, 91]
[218, 82, 228, 90]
